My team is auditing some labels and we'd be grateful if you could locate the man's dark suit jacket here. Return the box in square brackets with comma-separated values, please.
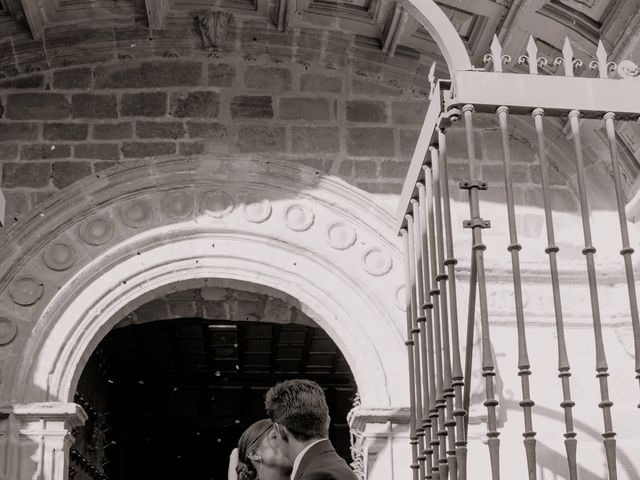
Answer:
[293, 439, 359, 480]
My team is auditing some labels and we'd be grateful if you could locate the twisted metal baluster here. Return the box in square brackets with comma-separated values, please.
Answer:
[425, 164, 446, 480]
[531, 108, 578, 480]
[410, 198, 427, 480]
[430, 147, 458, 480]
[417, 184, 436, 478]
[568, 110, 617, 480]
[603, 112, 640, 405]
[461, 104, 500, 480]
[496, 106, 537, 479]
[401, 225, 420, 480]
[437, 127, 467, 480]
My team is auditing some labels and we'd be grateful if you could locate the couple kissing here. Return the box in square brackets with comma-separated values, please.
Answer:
[228, 379, 358, 480]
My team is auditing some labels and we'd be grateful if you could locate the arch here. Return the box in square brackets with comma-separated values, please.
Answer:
[402, 0, 472, 75]
[0, 157, 408, 412]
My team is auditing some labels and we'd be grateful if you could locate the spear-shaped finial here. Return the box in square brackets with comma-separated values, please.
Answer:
[526, 35, 538, 74]
[428, 62, 436, 98]
[588, 40, 616, 79]
[490, 34, 503, 72]
[562, 37, 574, 77]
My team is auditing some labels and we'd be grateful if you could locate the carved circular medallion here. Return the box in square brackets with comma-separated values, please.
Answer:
[43, 242, 75, 271]
[161, 191, 194, 219]
[0, 318, 17, 346]
[362, 247, 392, 276]
[79, 216, 114, 246]
[8, 276, 44, 306]
[284, 204, 314, 232]
[121, 199, 152, 228]
[326, 222, 356, 250]
[239, 194, 271, 223]
[617, 60, 640, 79]
[202, 190, 234, 218]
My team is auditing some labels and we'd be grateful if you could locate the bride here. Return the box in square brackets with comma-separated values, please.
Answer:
[228, 419, 293, 480]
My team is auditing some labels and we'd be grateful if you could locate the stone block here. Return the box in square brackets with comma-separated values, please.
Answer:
[354, 159, 378, 179]
[179, 142, 205, 155]
[72, 94, 118, 119]
[291, 127, 339, 153]
[243, 66, 291, 90]
[338, 159, 353, 177]
[0, 144, 18, 160]
[230, 96, 273, 119]
[0, 74, 44, 89]
[2, 162, 51, 188]
[237, 125, 285, 152]
[0, 122, 38, 141]
[300, 74, 342, 93]
[347, 127, 395, 156]
[351, 77, 402, 96]
[186, 122, 227, 140]
[346, 100, 387, 123]
[121, 92, 167, 117]
[391, 101, 427, 125]
[93, 161, 118, 173]
[381, 159, 409, 180]
[52, 68, 92, 90]
[20, 144, 72, 160]
[43, 123, 88, 141]
[121, 141, 176, 158]
[74, 143, 120, 160]
[93, 122, 133, 140]
[136, 121, 185, 139]
[6, 93, 71, 120]
[399, 129, 419, 159]
[170, 91, 219, 118]
[280, 97, 330, 121]
[208, 63, 236, 87]
[355, 181, 402, 195]
[52, 161, 93, 189]
[3, 190, 30, 225]
[95, 61, 203, 88]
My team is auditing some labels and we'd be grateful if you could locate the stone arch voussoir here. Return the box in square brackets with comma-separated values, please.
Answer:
[0, 156, 409, 411]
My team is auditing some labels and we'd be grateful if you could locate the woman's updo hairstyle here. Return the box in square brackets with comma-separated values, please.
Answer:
[236, 419, 274, 480]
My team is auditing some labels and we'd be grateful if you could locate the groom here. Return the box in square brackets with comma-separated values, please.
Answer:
[265, 379, 358, 480]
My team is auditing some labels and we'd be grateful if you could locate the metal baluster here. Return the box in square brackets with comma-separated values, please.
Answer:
[437, 125, 468, 480]
[417, 184, 436, 478]
[411, 199, 427, 480]
[430, 147, 458, 480]
[401, 225, 420, 480]
[603, 112, 640, 404]
[425, 164, 446, 480]
[463, 250, 477, 438]
[531, 108, 578, 480]
[496, 106, 537, 480]
[568, 110, 617, 480]
[460, 104, 500, 480]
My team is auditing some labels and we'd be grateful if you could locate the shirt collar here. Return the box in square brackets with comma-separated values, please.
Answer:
[290, 439, 325, 480]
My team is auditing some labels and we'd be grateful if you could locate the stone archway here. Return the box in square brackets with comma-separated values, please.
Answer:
[0, 157, 410, 480]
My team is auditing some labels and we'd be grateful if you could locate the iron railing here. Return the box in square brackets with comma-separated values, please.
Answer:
[397, 36, 640, 480]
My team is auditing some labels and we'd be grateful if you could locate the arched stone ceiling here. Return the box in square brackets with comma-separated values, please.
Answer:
[1, 0, 638, 73]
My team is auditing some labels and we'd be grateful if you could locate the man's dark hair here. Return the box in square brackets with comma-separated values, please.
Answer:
[265, 379, 330, 441]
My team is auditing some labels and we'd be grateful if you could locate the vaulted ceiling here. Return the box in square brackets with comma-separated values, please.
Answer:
[1, 0, 638, 73]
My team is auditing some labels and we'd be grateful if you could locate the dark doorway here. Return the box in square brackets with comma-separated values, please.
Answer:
[70, 318, 357, 480]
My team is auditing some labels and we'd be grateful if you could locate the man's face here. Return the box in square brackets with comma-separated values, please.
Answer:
[271, 423, 293, 461]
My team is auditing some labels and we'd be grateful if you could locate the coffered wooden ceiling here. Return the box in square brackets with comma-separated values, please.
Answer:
[1, 0, 634, 70]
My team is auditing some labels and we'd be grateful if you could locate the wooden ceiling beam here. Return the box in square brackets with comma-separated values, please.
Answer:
[16, 0, 46, 40]
[145, 0, 169, 30]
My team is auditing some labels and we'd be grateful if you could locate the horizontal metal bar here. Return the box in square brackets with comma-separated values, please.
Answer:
[451, 71, 640, 119]
[395, 81, 446, 233]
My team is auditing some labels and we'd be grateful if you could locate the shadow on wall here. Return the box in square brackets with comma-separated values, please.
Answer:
[500, 399, 639, 480]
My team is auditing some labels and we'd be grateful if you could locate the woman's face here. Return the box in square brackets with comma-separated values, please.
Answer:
[254, 428, 292, 472]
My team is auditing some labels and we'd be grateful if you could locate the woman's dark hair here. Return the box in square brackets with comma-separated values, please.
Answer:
[236, 419, 274, 480]
[265, 379, 330, 441]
